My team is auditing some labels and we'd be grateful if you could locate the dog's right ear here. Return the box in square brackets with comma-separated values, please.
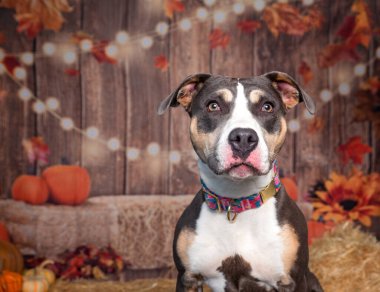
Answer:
[157, 73, 212, 115]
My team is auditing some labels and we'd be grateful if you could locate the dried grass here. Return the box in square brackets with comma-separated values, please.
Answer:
[310, 222, 380, 292]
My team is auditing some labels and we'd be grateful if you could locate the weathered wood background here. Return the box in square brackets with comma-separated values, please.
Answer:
[0, 0, 379, 198]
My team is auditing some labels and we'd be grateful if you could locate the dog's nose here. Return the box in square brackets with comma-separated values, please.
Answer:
[228, 128, 258, 159]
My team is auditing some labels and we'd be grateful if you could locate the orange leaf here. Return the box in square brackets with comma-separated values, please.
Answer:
[357, 214, 372, 226]
[317, 43, 360, 68]
[281, 177, 298, 201]
[71, 31, 93, 45]
[15, 14, 43, 38]
[307, 117, 324, 134]
[164, 0, 184, 19]
[237, 20, 261, 33]
[64, 68, 80, 76]
[360, 76, 380, 94]
[154, 55, 169, 72]
[262, 3, 323, 37]
[0, 32, 5, 44]
[298, 60, 313, 85]
[337, 136, 372, 165]
[91, 41, 117, 64]
[209, 29, 230, 49]
[348, 0, 372, 48]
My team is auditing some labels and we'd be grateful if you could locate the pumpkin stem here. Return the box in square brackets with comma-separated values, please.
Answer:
[38, 260, 54, 270]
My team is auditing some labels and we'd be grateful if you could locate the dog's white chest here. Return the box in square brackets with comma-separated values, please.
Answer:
[188, 198, 284, 291]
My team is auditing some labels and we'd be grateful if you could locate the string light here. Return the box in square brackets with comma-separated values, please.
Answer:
[127, 147, 140, 160]
[338, 82, 350, 96]
[18, 87, 32, 101]
[0, 48, 5, 61]
[233, 3, 245, 14]
[86, 127, 99, 139]
[80, 39, 93, 52]
[32, 100, 46, 114]
[140, 36, 153, 49]
[105, 44, 119, 58]
[155, 22, 169, 36]
[353, 63, 366, 76]
[204, 0, 216, 7]
[60, 118, 74, 130]
[253, 0, 266, 12]
[115, 31, 129, 45]
[63, 49, 77, 64]
[214, 10, 226, 23]
[20, 52, 34, 66]
[196, 7, 209, 21]
[42, 42, 56, 56]
[147, 142, 160, 156]
[107, 138, 121, 151]
[302, 0, 314, 5]
[0, 63, 5, 75]
[45, 97, 60, 110]
[169, 151, 181, 164]
[288, 119, 301, 133]
[320, 89, 333, 103]
[179, 18, 192, 31]
[376, 47, 380, 59]
[14, 67, 27, 80]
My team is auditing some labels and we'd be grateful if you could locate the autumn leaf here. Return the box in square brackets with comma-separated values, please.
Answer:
[154, 55, 169, 72]
[2, 55, 22, 76]
[237, 20, 261, 33]
[262, 3, 323, 37]
[0, 32, 5, 44]
[298, 60, 313, 85]
[164, 0, 184, 19]
[209, 29, 230, 49]
[360, 76, 380, 94]
[336, 15, 356, 40]
[348, 0, 372, 48]
[64, 68, 80, 76]
[22, 136, 50, 165]
[317, 43, 360, 68]
[91, 41, 117, 64]
[71, 31, 93, 44]
[0, 0, 73, 38]
[337, 136, 372, 165]
[307, 117, 324, 134]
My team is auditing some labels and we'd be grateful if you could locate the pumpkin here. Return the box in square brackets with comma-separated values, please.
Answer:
[24, 260, 55, 287]
[42, 165, 91, 205]
[22, 276, 48, 292]
[0, 223, 9, 242]
[0, 260, 23, 292]
[281, 177, 298, 201]
[0, 240, 24, 274]
[11, 175, 49, 205]
[307, 220, 335, 245]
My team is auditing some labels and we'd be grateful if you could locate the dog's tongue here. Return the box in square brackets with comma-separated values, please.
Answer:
[229, 165, 253, 178]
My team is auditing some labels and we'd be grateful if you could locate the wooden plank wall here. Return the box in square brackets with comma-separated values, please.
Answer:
[0, 0, 379, 198]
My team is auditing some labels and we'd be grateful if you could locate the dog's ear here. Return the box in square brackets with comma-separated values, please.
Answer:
[157, 73, 212, 115]
[263, 71, 316, 114]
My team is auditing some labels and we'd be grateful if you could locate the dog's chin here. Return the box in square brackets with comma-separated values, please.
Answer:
[216, 163, 265, 180]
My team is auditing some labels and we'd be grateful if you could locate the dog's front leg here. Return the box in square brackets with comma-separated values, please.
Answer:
[176, 271, 204, 292]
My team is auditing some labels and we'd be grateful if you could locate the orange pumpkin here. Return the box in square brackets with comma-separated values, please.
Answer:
[0, 262, 23, 292]
[281, 177, 298, 201]
[11, 175, 49, 205]
[0, 240, 24, 274]
[307, 221, 335, 245]
[0, 223, 9, 242]
[42, 165, 91, 205]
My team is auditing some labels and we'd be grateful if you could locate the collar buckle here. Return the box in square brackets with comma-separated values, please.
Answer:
[227, 205, 238, 222]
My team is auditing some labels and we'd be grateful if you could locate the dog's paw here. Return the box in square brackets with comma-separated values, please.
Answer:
[182, 272, 204, 291]
[277, 276, 296, 292]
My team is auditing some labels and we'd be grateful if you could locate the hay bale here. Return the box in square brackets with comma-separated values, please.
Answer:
[309, 222, 380, 292]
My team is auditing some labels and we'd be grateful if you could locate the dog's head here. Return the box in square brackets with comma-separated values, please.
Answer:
[158, 72, 314, 180]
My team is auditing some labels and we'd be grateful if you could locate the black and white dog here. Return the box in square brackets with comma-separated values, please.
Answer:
[158, 72, 323, 292]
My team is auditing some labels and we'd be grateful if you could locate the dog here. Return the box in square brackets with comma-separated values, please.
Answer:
[158, 72, 323, 292]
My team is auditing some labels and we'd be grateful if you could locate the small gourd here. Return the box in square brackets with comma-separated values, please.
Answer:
[0, 260, 23, 292]
[22, 275, 48, 292]
[24, 260, 55, 287]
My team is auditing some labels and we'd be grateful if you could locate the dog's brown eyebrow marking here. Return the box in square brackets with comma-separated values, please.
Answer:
[216, 88, 233, 103]
[249, 89, 265, 104]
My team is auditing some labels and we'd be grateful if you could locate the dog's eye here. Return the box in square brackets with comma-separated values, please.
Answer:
[261, 102, 274, 113]
[207, 102, 221, 112]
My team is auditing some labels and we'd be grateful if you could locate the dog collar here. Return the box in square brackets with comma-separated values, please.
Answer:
[201, 161, 281, 222]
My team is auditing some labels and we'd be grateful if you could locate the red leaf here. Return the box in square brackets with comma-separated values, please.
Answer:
[154, 55, 169, 72]
[0, 32, 5, 44]
[64, 68, 80, 76]
[164, 0, 185, 19]
[15, 14, 43, 39]
[307, 117, 324, 134]
[209, 29, 230, 49]
[91, 40, 117, 64]
[337, 136, 372, 165]
[360, 77, 380, 94]
[298, 60, 313, 85]
[22, 136, 50, 165]
[336, 15, 356, 40]
[317, 43, 360, 68]
[2, 55, 21, 75]
[237, 20, 261, 33]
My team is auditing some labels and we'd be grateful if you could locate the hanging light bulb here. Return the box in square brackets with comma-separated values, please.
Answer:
[115, 31, 129, 45]
[156, 22, 169, 36]
[107, 138, 121, 151]
[60, 118, 74, 130]
[196, 7, 209, 21]
[80, 39, 93, 52]
[288, 119, 301, 133]
[127, 147, 140, 160]
[338, 82, 350, 96]
[42, 42, 56, 56]
[105, 44, 119, 58]
[14, 67, 27, 80]
[204, 0, 216, 7]
[213, 10, 226, 23]
[45, 97, 60, 110]
[32, 100, 46, 114]
[320, 89, 333, 103]
[233, 3, 245, 15]
[18, 87, 32, 101]
[63, 49, 77, 64]
[179, 18, 192, 31]
[140, 37, 153, 49]
[302, 0, 314, 6]
[253, 0, 266, 12]
[169, 151, 181, 164]
[20, 52, 34, 66]
[353, 63, 366, 77]
[86, 127, 99, 139]
[147, 142, 160, 156]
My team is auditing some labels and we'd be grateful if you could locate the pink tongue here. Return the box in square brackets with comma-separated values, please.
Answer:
[229, 165, 252, 178]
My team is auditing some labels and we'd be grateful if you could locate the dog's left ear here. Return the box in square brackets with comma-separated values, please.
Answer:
[263, 71, 316, 114]
[157, 73, 212, 115]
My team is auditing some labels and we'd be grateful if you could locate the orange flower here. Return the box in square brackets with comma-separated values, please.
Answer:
[312, 170, 380, 227]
